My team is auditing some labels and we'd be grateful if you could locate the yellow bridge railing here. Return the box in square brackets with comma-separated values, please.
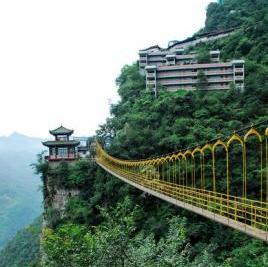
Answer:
[96, 127, 268, 242]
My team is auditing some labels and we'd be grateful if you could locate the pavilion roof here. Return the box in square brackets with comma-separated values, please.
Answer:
[49, 126, 73, 136]
[42, 140, 80, 147]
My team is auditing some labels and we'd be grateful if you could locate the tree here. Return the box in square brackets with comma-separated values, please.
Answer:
[196, 49, 211, 64]
[196, 70, 208, 90]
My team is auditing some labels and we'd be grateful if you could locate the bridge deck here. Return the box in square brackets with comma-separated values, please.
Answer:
[97, 161, 268, 243]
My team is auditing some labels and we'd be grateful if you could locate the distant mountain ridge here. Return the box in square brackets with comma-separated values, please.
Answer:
[0, 132, 43, 151]
[0, 132, 43, 248]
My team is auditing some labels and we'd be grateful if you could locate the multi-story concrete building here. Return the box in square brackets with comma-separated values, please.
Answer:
[139, 29, 244, 94]
[139, 28, 235, 72]
[145, 60, 244, 93]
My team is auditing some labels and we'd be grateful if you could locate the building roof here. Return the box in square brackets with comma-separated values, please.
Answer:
[139, 28, 237, 57]
[231, 60, 245, 64]
[210, 50, 220, 54]
[139, 45, 162, 53]
[168, 28, 237, 49]
[49, 126, 74, 136]
[42, 140, 80, 147]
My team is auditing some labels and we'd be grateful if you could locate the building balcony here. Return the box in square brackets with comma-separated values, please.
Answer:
[234, 68, 244, 73]
[139, 51, 148, 56]
[175, 54, 196, 60]
[207, 85, 230, 90]
[234, 76, 244, 80]
[166, 86, 194, 91]
[139, 62, 146, 67]
[206, 70, 233, 75]
[208, 77, 234, 83]
[164, 83, 234, 90]
[159, 77, 236, 86]
[148, 51, 168, 56]
[146, 73, 156, 78]
[148, 55, 166, 60]
[211, 58, 220, 63]
[45, 153, 77, 161]
[139, 55, 147, 59]
[163, 84, 230, 91]
[147, 59, 166, 64]
[147, 80, 156, 85]
[160, 79, 197, 85]
[158, 62, 233, 71]
[157, 70, 234, 78]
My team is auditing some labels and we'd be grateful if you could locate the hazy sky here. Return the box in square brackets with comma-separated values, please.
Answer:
[0, 0, 214, 138]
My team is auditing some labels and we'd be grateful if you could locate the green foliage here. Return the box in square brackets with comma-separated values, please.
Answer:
[196, 48, 211, 64]
[202, 0, 268, 66]
[230, 240, 268, 267]
[31, 0, 268, 266]
[65, 196, 91, 224]
[44, 196, 267, 267]
[48, 161, 70, 189]
[204, 0, 268, 33]
[91, 6, 268, 260]
[68, 159, 93, 187]
[45, 207, 61, 228]
[32, 152, 49, 178]
[0, 136, 42, 249]
[42, 198, 191, 267]
[32, 152, 49, 198]
[196, 70, 208, 90]
[33, 159, 96, 193]
[116, 64, 146, 102]
[0, 217, 41, 267]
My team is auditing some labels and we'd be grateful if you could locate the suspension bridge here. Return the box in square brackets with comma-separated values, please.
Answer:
[95, 126, 268, 242]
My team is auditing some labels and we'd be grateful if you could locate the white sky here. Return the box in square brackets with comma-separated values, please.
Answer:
[0, 0, 215, 138]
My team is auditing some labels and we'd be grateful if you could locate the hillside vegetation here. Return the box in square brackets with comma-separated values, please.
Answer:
[38, 0, 268, 265]
[0, 133, 42, 249]
[0, 217, 41, 267]
[2, 0, 268, 266]
[40, 72, 268, 266]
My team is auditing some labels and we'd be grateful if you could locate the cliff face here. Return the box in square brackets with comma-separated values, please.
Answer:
[43, 161, 80, 226]
[40, 161, 81, 266]
[48, 188, 80, 217]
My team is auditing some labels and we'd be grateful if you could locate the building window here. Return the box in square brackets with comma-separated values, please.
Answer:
[57, 135, 67, 141]
[58, 148, 68, 157]
[51, 147, 56, 155]
[79, 140, 87, 146]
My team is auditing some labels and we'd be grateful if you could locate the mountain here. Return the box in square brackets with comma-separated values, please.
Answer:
[0, 217, 41, 267]
[39, 0, 268, 266]
[2, 0, 268, 266]
[0, 132, 43, 248]
[0, 132, 42, 152]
